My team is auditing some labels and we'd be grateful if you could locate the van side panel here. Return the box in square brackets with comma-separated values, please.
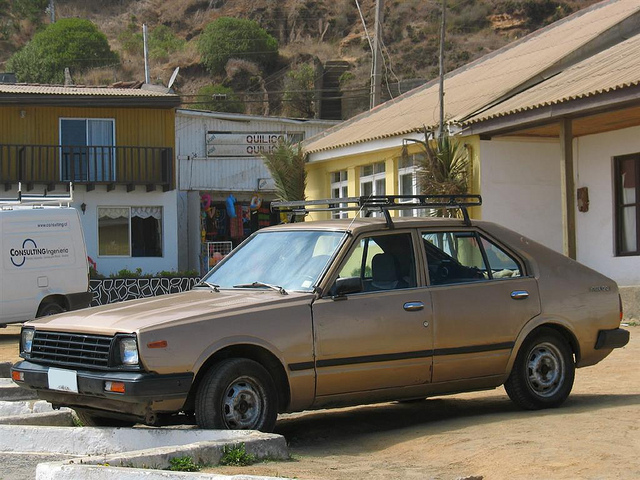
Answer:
[1, 208, 89, 323]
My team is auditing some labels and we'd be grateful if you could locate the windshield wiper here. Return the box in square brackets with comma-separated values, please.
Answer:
[233, 282, 288, 295]
[196, 281, 220, 293]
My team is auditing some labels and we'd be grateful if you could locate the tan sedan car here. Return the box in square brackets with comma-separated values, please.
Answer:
[11, 197, 629, 431]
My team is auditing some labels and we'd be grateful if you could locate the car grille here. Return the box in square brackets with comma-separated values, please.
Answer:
[30, 331, 112, 369]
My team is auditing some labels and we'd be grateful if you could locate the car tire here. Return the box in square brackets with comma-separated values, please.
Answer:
[195, 358, 278, 432]
[74, 409, 136, 427]
[37, 301, 66, 317]
[504, 327, 575, 410]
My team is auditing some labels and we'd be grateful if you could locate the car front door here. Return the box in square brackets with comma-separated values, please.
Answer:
[422, 229, 541, 383]
[311, 230, 433, 397]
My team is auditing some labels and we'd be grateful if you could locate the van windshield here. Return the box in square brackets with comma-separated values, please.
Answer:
[202, 230, 346, 293]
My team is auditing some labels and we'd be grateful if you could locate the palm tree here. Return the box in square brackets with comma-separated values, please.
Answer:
[403, 129, 469, 218]
[261, 140, 307, 219]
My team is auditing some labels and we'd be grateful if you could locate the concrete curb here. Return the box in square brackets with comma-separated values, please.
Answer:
[0, 425, 286, 456]
[0, 410, 75, 426]
[36, 463, 292, 480]
[0, 362, 11, 378]
[0, 379, 37, 401]
[34, 428, 290, 480]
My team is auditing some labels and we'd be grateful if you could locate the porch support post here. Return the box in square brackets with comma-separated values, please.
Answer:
[559, 118, 577, 259]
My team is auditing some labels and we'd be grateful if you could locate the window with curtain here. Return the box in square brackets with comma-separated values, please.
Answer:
[615, 154, 640, 256]
[98, 207, 162, 257]
[60, 118, 115, 182]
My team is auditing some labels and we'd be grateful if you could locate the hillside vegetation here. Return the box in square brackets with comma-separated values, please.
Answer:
[0, 0, 601, 119]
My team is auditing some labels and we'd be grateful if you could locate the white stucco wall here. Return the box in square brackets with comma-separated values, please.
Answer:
[575, 126, 640, 286]
[72, 187, 179, 277]
[480, 138, 563, 253]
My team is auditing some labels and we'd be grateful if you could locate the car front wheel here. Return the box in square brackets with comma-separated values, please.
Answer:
[505, 328, 575, 410]
[195, 358, 278, 432]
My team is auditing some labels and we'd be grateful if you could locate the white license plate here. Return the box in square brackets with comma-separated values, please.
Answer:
[47, 367, 78, 393]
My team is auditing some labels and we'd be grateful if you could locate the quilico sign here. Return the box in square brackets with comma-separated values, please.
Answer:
[206, 132, 301, 157]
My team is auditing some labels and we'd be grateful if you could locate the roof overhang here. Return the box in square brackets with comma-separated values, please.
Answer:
[460, 84, 640, 139]
[307, 132, 430, 163]
[0, 93, 181, 109]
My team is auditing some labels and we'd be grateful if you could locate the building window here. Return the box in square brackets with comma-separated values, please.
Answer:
[98, 207, 163, 257]
[615, 154, 640, 255]
[360, 161, 386, 196]
[330, 170, 348, 219]
[398, 153, 424, 217]
[60, 118, 115, 182]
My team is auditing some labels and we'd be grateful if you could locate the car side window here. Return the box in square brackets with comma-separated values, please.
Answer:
[423, 231, 522, 285]
[480, 236, 522, 279]
[336, 233, 417, 292]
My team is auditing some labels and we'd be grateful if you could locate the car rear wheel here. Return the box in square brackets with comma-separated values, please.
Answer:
[505, 328, 575, 410]
[74, 409, 136, 427]
[195, 358, 278, 432]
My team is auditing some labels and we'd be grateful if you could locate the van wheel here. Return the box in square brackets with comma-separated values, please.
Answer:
[505, 328, 575, 410]
[37, 301, 66, 317]
[74, 409, 136, 427]
[195, 358, 278, 432]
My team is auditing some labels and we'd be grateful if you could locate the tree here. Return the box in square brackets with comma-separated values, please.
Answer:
[283, 63, 316, 118]
[191, 84, 245, 113]
[197, 17, 278, 75]
[7, 18, 119, 84]
[404, 128, 469, 218]
[261, 140, 307, 203]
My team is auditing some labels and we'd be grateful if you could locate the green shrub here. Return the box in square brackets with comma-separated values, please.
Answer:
[198, 17, 278, 75]
[191, 84, 245, 113]
[7, 18, 119, 84]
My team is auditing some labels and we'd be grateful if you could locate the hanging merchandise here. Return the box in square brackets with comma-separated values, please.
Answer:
[226, 194, 237, 218]
[250, 194, 262, 211]
[230, 204, 244, 239]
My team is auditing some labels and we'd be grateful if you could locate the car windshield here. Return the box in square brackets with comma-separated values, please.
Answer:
[203, 230, 346, 292]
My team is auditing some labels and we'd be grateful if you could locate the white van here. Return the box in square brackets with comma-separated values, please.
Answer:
[0, 187, 91, 325]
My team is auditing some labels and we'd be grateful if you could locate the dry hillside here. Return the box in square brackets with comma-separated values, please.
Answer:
[0, 0, 602, 118]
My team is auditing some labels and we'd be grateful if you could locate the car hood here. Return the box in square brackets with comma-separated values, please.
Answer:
[26, 289, 314, 335]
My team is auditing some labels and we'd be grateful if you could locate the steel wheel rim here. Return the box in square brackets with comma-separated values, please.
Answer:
[221, 376, 264, 429]
[525, 341, 565, 398]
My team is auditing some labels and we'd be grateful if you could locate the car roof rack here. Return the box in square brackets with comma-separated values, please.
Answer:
[272, 194, 482, 228]
[0, 182, 74, 208]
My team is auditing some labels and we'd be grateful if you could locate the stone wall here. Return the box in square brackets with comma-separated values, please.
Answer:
[89, 277, 200, 307]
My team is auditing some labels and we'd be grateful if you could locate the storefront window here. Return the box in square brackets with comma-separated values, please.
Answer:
[98, 206, 162, 257]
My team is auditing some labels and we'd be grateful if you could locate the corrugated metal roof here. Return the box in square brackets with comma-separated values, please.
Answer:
[0, 83, 176, 97]
[305, 0, 640, 155]
[463, 33, 640, 124]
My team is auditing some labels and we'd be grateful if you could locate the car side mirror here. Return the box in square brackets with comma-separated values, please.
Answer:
[331, 277, 363, 298]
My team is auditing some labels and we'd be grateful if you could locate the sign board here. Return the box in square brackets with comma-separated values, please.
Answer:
[206, 132, 303, 157]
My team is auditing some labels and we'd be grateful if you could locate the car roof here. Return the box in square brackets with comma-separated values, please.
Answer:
[259, 216, 495, 236]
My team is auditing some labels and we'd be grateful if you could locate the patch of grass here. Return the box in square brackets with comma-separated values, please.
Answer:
[219, 443, 256, 467]
[168, 456, 201, 472]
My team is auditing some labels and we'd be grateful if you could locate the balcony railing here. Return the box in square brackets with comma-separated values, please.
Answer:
[0, 144, 173, 192]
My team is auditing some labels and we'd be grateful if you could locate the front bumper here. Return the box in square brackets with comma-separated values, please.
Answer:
[595, 328, 630, 350]
[11, 360, 193, 418]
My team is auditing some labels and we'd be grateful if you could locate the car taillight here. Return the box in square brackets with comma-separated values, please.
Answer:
[619, 294, 624, 322]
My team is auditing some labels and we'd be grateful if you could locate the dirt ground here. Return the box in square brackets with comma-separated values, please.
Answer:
[2, 325, 638, 479]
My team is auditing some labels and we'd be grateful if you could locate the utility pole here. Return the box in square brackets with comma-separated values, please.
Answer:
[143, 24, 150, 84]
[437, 0, 446, 138]
[49, 0, 55, 23]
[370, 0, 384, 109]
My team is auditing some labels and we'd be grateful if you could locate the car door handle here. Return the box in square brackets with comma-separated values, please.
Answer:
[511, 290, 529, 300]
[403, 302, 424, 311]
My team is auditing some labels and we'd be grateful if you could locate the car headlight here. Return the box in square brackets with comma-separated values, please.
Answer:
[116, 336, 139, 366]
[21, 328, 35, 354]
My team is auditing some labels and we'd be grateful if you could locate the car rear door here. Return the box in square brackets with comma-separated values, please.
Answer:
[421, 229, 541, 383]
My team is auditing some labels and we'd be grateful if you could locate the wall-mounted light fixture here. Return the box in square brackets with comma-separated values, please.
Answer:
[80, 203, 87, 214]
[19, 110, 26, 119]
